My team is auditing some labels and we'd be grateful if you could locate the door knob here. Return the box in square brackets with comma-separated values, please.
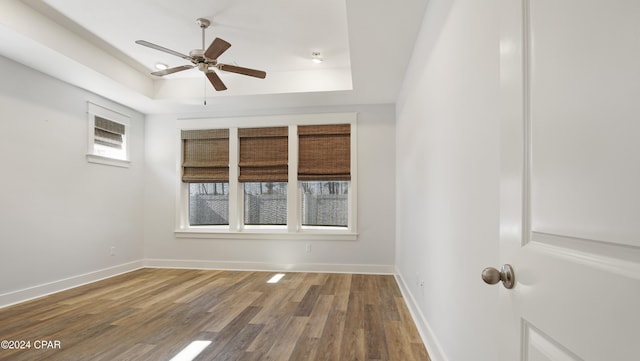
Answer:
[482, 264, 515, 289]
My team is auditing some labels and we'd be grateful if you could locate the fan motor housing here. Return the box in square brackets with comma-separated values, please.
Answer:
[189, 49, 217, 65]
[189, 49, 204, 60]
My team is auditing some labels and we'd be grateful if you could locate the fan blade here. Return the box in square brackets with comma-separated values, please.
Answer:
[218, 64, 267, 79]
[204, 38, 231, 60]
[206, 71, 227, 91]
[151, 65, 195, 76]
[135, 40, 191, 60]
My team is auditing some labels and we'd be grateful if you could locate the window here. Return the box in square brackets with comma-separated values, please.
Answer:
[298, 124, 351, 228]
[176, 113, 357, 239]
[94, 116, 125, 158]
[239, 127, 289, 227]
[86, 102, 130, 167]
[182, 129, 230, 226]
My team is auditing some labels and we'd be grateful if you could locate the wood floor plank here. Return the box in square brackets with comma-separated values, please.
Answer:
[288, 334, 322, 361]
[289, 280, 314, 303]
[197, 306, 263, 359]
[287, 295, 334, 361]
[332, 273, 352, 312]
[306, 294, 334, 338]
[344, 291, 365, 330]
[376, 276, 401, 322]
[294, 284, 322, 317]
[0, 269, 430, 361]
[174, 273, 230, 304]
[364, 303, 389, 360]
[394, 296, 424, 344]
[207, 323, 264, 361]
[383, 320, 424, 361]
[262, 316, 308, 361]
[204, 291, 263, 332]
[340, 327, 366, 361]
[314, 307, 347, 361]
[412, 343, 433, 361]
[111, 343, 156, 361]
[245, 302, 299, 354]
[249, 287, 293, 325]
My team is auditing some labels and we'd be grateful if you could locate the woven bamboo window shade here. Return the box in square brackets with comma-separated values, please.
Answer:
[95, 116, 125, 149]
[181, 129, 229, 183]
[298, 124, 351, 181]
[239, 127, 288, 182]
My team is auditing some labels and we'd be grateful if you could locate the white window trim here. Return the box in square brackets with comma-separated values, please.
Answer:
[86, 102, 131, 168]
[175, 112, 358, 240]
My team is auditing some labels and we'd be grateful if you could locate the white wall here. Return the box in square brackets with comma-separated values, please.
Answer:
[395, 1, 501, 361]
[145, 105, 395, 270]
[0, 56, 145, 305]
[144, 105, 396, 272]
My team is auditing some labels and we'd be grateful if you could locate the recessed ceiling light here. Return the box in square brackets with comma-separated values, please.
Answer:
[311, 52, 323, 64]
[155, 62, 168, 70]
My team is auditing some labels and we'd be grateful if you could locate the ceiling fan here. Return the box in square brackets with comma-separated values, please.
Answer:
[135, 18, 266, 91]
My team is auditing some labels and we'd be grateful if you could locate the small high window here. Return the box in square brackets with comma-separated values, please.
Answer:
[86, 102, 130, 167]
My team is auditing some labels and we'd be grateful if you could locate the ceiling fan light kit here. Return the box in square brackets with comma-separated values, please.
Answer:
[135, 17, 266, 91]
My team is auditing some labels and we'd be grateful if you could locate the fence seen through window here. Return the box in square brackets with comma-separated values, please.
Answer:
[189, 181, 348, 227]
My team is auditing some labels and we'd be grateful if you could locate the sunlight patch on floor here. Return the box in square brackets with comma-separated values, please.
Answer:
[267, 273, 285, 283]
[169, 340, 212, 361]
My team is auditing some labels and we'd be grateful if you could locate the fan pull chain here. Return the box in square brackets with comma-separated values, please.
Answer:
[203, 77, 207, 105]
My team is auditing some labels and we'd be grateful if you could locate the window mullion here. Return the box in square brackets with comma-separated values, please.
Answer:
[228, 127, 240, 231]
[287, 125, 298, 232]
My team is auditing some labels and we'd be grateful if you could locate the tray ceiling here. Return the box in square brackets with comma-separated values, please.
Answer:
[0, 0, 429, 113]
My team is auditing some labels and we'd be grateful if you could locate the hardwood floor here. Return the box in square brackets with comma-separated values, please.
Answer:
[0, 269, 430, 361]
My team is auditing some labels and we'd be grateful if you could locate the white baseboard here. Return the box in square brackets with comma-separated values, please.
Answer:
[0, 260, 145, 309]
[394, 267, 449, 361]
[144, 258, 395, 275]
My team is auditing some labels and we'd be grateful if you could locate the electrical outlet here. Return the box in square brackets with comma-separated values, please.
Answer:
[306, 243, 312, 253]
[110, 246, 116, 256]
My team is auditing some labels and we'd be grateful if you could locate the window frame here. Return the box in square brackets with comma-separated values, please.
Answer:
[86, 102, 131, 168]
[175, 113, 357, 240]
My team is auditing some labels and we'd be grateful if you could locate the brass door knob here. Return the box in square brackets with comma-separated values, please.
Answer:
[482, 264, 515, 289]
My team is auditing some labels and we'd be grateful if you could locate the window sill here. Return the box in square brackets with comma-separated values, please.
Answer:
[86, 154, 130, 168]
[174, 229, 358, 241]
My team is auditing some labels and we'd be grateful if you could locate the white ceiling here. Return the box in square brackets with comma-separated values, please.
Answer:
[0, 0, 428, 114]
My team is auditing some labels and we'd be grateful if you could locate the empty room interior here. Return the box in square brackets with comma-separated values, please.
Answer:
[1, 0, 638, 360]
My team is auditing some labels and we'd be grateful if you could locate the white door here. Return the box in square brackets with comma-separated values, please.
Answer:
[498, 0, 640, 360]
